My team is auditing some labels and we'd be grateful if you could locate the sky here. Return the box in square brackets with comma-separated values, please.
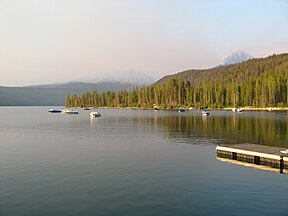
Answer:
[0, 0, 288, 86]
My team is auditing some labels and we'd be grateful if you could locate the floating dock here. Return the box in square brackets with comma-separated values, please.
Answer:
[216, 144, 288, 174]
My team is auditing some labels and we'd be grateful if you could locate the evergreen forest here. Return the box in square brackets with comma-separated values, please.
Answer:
[65, 53, 288, 109]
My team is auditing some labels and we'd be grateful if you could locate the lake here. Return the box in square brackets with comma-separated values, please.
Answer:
[0, 107, 287, 216]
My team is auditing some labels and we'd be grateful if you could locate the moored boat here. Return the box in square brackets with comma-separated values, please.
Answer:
[232, 107, 243, 112]
[202, 110, 210, 116]
[178, 108, 185, 113]
[48, 109, 62, 113]
[61, 109, 79, 114]
[153, 105, 159, 111]
[90, 111, 101, 118]
[280, 149, 288, 154]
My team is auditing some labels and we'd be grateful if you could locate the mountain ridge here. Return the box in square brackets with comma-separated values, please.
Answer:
[0, 81, 139, 106]
[154, 53, 288, 86]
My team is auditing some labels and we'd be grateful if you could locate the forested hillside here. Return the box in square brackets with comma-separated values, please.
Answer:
[66, 53, 288, 109]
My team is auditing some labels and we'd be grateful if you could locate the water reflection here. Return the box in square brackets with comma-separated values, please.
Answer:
[216, 157, 288, 174]
[87, 109, 288, 147]
[89, 117, 96, 128]
[150, 110, 288, 147]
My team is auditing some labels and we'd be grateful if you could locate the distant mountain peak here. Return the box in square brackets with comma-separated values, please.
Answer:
[77, 69, 155, 86]
[224, 51, 253, 65]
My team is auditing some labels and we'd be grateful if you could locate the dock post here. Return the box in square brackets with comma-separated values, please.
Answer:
[232, 152, 237, 160]
[280, 156, 284, 174]
[254, 156, 260, 165]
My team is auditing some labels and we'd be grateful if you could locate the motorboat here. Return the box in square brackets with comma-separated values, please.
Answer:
[48, 109, 62, 113]
[202, 110, 210, 116]
[153, 105, 159, 111]
[178, 108, 185, 113]
[232, 107, 243, 112]
[280, 149, 288, 154]
[90, 111, 101, 118]
[61, 109, 79, 114]
[83, 108, 91, 110]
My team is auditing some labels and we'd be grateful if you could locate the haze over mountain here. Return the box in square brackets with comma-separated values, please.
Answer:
[76, 69, 155, 86]
[0, 81, 140, 106]
[224, 51, 253, 65]
[0, 69, 156, 106]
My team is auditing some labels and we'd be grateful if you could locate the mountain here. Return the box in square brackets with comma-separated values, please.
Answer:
[77, 69, 155, 86]
[155, 53, 288, 86]
[0, 81, 137, 106]
[0, 69, 155, 106]
[62, 53, 288, 109]
[224, 51, 253, 65]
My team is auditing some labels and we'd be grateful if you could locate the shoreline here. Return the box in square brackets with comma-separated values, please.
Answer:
[71, 106, 288, 111]
[223, 107, 288, 111]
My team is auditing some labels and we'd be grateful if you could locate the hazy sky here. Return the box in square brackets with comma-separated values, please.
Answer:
[1, 0, 288, 86]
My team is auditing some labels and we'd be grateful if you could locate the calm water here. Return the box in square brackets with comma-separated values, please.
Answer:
[0, 107, 287, 216]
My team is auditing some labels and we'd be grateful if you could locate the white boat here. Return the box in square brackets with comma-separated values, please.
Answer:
[232, 107, 243, 112]
[90, 111, 101, 118]
[153, 105, 159, 111]
[61, 109, 79, 114]
[280, 149, 288, 154]
[202, 110, 210, 116]
[237, 108, 243, 112]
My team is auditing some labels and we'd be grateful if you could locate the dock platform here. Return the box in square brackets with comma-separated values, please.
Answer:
[216, 144, 288, 174]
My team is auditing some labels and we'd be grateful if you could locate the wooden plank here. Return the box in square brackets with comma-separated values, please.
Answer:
[216, 144, 288, 161]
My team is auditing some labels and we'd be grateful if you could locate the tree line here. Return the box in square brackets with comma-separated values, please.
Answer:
[66, 53, 288, 109]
